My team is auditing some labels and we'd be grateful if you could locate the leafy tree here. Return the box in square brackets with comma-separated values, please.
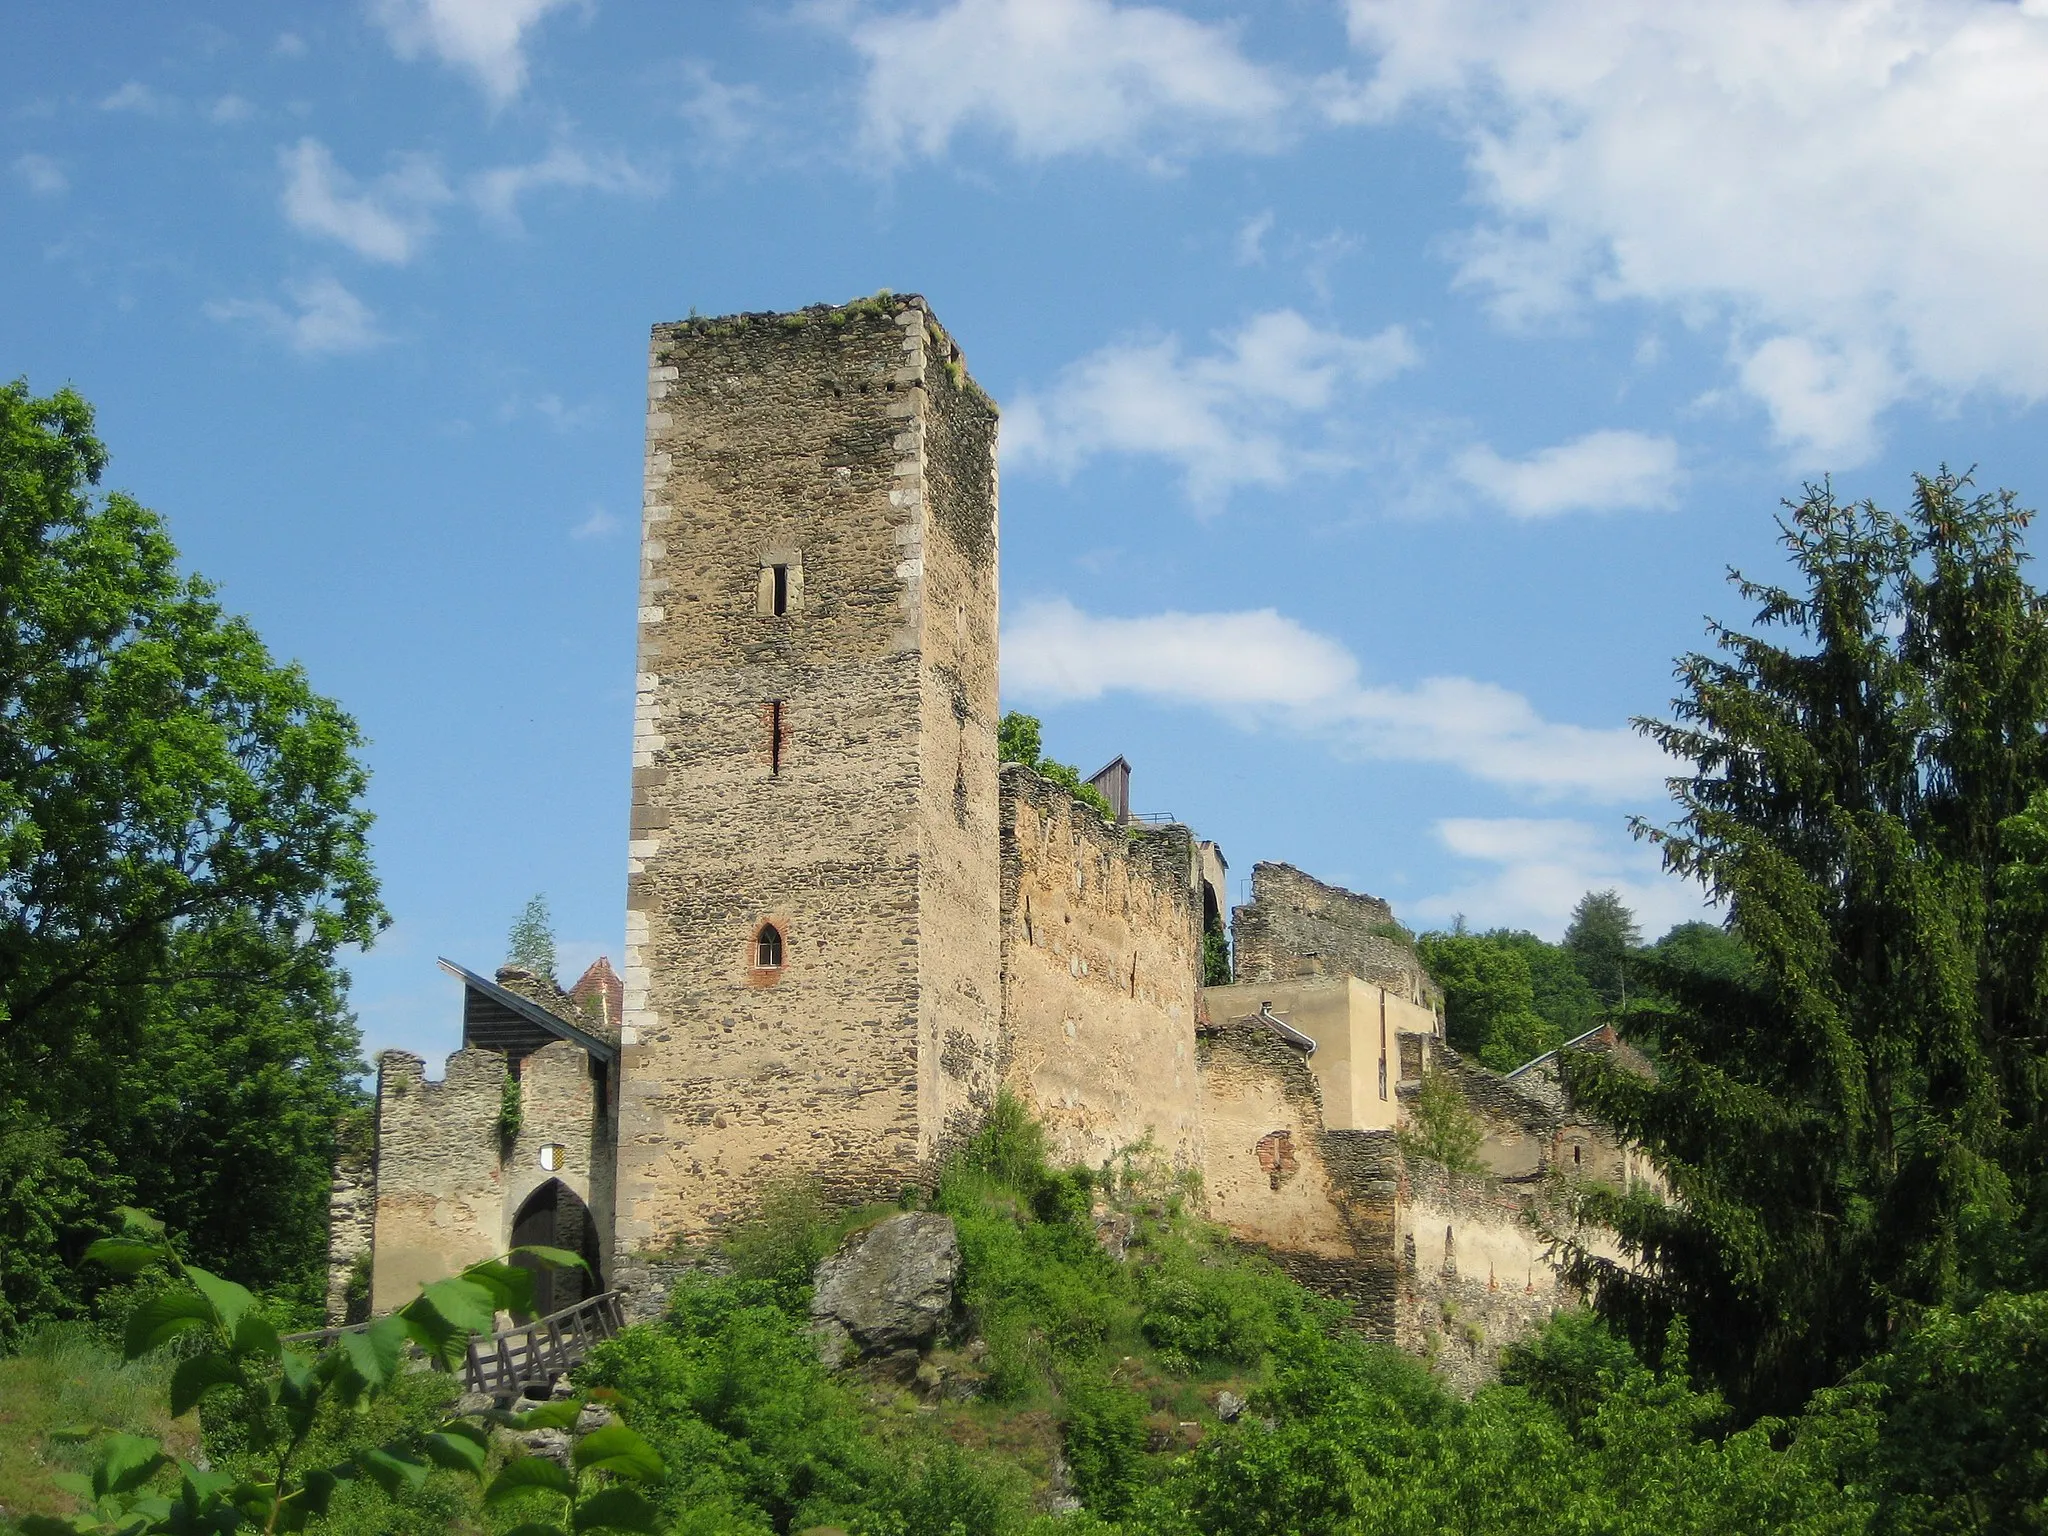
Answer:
[1566, 471, 2048, 1417]
[0, 381, 384, 1335]
[1651, 920, 1754, 987]
[1565, 889, 1642, 1007]
[1398, 1068, 1485, 1176]
[506, 892, 557, 983]
[1487, 929, 1601, 1041]
[1416, 933, 1563, 1071]
[995, 711, 1117, 822]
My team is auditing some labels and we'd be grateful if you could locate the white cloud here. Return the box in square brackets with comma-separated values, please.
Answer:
[275, 31, 309, 58]
[1003, 309, 1417, 501]
[570, 507, 618, 540]
[370, 0, 583, 104]
[208, 94, 255, 125]
[1233, 209, 1274, 266]
[281, 138, 449, 263]
[98, 81, 171, 114]
[1345, 0, 2048, 464]
[1412, 817, 1711, 940]
[469, 143, 662, 229]
[205, 275, 384, 355]
[1003, 598, 1669, 801]
[1454, 429, 1680, 518]
[844, 0, 1291, 162]
[13, 153, 66, 196]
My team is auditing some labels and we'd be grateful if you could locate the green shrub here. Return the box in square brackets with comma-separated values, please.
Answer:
[1135, 1236, 1303, 1376]
[1057, 1366, 1149, 1518]
[721, 1175, 838, 1312]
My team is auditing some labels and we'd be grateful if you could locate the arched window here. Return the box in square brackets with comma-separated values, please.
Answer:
[756, 923, 784, 969]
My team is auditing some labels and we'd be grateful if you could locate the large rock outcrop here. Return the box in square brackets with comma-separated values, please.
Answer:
[810, 1212, 960, 1369]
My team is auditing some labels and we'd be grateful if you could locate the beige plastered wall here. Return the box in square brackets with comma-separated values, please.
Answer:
[997, 766, 1204, 1171]
[616, 300, 1001, 1250]
[1206, 977, 1440, 1133]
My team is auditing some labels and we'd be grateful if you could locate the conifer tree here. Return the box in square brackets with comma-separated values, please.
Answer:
[1565, 471, 2048, 1417]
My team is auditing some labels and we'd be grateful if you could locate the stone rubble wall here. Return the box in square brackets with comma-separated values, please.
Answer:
[504, 1040, 613, 1282]
[1196, 1021, 1401, 1340]
[324, 1138, 375, 1326]
[998, 765, 1205, 1171]
[1231, 861, 1442, 1010]
[369, 1047, 505, 1314]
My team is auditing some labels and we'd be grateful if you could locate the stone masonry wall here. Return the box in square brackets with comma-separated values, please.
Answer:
[998, 765, 1204, 1171]
[370, 1048, 504, 1314]
[1231, 862, 1441, 1009]
[1197, 1022, 1401, 1338]
[324, 1138, 375, 1326]
[616, 298, 1001, 1250]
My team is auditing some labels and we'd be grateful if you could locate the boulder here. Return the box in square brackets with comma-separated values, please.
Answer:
[810, 1212, 960, 1369]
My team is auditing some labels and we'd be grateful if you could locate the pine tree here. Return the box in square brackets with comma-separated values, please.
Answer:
[1564, 889, 1641, 1008]
[1564, 471, 2048, 1417]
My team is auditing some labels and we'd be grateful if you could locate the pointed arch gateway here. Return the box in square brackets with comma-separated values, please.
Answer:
[510, 1178, 603, 1318]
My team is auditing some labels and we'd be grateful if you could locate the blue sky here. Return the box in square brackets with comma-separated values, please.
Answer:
[9, 0, 2048, 1067]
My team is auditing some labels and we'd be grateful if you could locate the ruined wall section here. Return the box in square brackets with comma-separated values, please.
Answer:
[1197, 1023, 1401, 1339]
[369, 1048, 504, 1314]
[914, 315, 1003, 1156]
[618, 299, 999, 1251]
[1231, 862, 1441, 1010]
[324, 1132, 375, 1326]
[998, 766, 1203, 1170]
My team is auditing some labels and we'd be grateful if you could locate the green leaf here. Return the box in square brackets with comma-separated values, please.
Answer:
[501, 1525, 570, 1536]
[231, 1312, 280, 1359]
[83, 1238, 163, 1276]
[124, 1292, 214, 1359]
[17, 1516, 86, 1536]
[574, 1488, 660, 1534]
[508, 1244, 590, 1273]
[114, 1207, 166, 1239]
[299, 1468, 340, 1516]
[275, 1346, 319, 1407]
[485, 1456, 576, 1505]
[572, 1424, 664, 1481]
[338, 1312, 408, 1389]
[359, 1447, 429, 1497]
[184, 1267, 257, 1333]
[458, 1259, 535, 1319]
[421, 1429, 488, 1475]
[176, 1462, 236, 1504]
[509, 1399, 583, 1430]
[410, 1276, 498, 1334]
[170, 1354, 242, 1417]
[50, 1473, 96, 1499]
[97, 1433, 168, 1496]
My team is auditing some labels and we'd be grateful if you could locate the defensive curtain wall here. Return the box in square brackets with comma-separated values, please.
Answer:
[997, 762, 1208, 1173]
[616, 297, 1003, 1247]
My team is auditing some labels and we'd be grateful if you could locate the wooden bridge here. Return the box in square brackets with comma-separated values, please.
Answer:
[285, 1290, 626, 1398]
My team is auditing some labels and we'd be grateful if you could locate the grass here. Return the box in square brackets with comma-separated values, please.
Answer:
[0, 1325, 196, 1523]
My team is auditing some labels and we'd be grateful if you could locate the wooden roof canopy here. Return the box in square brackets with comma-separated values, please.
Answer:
[439, 957, 619, 1067]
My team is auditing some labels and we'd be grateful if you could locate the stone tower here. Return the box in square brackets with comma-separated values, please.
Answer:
[615, 296, 1002, 1250]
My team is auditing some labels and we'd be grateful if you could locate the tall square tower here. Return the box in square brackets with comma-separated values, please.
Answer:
[615, 297, 1002, 1249]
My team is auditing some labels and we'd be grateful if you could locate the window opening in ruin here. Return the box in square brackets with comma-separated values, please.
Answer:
[769, 700, 783, 776]
[756, 923, 783, 969]
[772, 564, 789, 616]
[1573, 1143, 1582, 1167]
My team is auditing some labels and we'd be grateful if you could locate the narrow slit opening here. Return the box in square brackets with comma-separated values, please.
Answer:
[771, 564, 789, 616]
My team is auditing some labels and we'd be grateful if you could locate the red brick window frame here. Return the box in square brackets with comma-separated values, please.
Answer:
[749, 919, 788, 983]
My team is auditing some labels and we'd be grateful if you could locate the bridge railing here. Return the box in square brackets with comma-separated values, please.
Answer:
[282, 1289, 627, 1397]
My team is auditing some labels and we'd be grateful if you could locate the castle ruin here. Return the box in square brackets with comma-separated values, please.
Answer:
[339, 296, 1647, 1386]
